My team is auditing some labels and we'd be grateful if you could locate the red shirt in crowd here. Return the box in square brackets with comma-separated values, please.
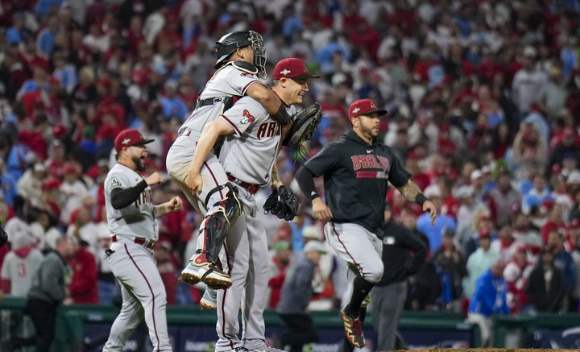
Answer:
[68, 246, 99, 304]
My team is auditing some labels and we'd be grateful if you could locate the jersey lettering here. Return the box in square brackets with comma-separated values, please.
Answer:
[256, 121, 280, 140]
[351, 155, 391, 171]
[135, 189, 152, 208]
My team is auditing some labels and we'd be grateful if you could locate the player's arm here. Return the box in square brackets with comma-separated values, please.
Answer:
[295, 166, 332, 221]
[186, 118, 235, 194]
[110, 173, 162, 209]
[395, 180, 437, 225]
[246, 83, 292, 125]
[154, 196, 184, 217]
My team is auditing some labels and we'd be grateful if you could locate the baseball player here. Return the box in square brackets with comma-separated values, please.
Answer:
[183, 58, 318, 352]
[103, 129, 183, 352]
[166, 31, 295, 290]
[295, 99, 437, 348]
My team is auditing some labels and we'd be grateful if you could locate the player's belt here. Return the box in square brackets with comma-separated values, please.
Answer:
[227, 174, 259, 194]
[196, 96, 234, 109]
[111, 235, 156, 250]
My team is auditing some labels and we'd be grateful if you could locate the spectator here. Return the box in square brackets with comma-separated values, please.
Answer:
[511, 47, 546, 116]
[467, 260, 510, 347]
[267, 240, 292, 309]
[275, 241, 326, 352]
[9, 236, 74, 352]
[456, 186, 489, 246]
[521, 174, 552, 215]
[432, 228, 467, 311]
[59, 164, 89, 226]
[491, 223, 522, 262]
[525, 250, 565, 312]
[16, 162, 46, 208]
[154, 241, 178, 305]
[0, 231, 43, 298]
[463, 228, 500, 300]
[487, 170, 522, 227]
[416, 184, 456, 253]
[546, 229, 577, 302]
[67, 236, 98, 304]
[504, 246, 533, 313]
[66, 205, 98, 256]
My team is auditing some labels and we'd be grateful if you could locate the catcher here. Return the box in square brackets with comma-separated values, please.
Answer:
[183, 57, 320, 351]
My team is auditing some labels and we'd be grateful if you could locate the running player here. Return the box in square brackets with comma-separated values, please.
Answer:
[103, 129, 183, 352]
[295, 99, 437, 348]
[166, 31, 294, 290]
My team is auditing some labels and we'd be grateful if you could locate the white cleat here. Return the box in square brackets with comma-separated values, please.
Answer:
[200, 288, 217, 310]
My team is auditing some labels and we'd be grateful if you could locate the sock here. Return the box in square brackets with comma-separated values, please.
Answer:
[346, 276, 374, 318]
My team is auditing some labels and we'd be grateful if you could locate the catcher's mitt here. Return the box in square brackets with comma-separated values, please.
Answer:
[283, 102, 322, 150]
[263, 186, 300, 221]
[0, 222, 7, 248]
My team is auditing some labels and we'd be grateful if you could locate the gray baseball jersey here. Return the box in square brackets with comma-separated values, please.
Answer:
[104, 164, 158, 241]
[179, 63, 261, 136]
[214, 98, 295, 351]
[219, 97, 294, 185]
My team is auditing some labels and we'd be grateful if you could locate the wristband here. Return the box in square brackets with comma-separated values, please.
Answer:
[415, 193, 428, 206]
[271, 105, 292, 125]
[310, 192, 320, 201]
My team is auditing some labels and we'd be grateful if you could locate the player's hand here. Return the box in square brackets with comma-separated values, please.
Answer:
[312, 198, 332, 221]
[63, 297, 74, 306]
[167, 196, 183, 212]
[423, 200, 437, 226]
[145, 172, 163, 186]
[186, 170, 203, 195]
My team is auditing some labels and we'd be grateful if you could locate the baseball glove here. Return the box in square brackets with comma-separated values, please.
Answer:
[283, 102, 322, 150]
[263, 186, 300, 221]
[0, 222, 7, 249]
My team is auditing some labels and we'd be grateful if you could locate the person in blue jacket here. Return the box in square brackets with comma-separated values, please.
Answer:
[467, 260, 510, 347]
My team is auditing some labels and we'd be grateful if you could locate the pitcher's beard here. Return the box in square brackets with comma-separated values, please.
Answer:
[132, 156, 145, 171]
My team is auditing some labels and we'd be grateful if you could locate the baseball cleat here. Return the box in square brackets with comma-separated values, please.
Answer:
[179, 261, 232, 289]
[340, 306, 365, 348]
[200, 288, 217, 310]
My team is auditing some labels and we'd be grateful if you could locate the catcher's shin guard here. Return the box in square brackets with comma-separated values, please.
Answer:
[197, 183, 242, 264]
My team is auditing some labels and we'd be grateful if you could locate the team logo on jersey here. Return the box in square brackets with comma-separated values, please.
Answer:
[110, 177, 121, 189]
[240, 110, 255, 124]
[280, 69, 291, 76]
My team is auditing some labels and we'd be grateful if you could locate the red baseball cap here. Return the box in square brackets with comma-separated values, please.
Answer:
[348, 99, 387, 120]
[479, 228, 492, 239]
[114, 129, 154, 152]
[273, 58, 320, 80]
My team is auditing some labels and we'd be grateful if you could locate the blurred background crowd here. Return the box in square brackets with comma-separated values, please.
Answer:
[0, 0, 579, 330]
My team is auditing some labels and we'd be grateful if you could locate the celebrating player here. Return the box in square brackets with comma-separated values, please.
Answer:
[295, 99, 437, 348]
[186, 58, 318, 352]
[166, 31, 295, 290]
[102, 129, 183, 352]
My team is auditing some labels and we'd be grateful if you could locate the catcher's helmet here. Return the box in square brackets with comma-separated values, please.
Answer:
[214, 30, 267, 79]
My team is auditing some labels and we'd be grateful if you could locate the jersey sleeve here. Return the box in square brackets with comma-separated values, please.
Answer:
[303, 143, 339, 177]
[219, 97, 268, 137]
[105, 170, 132, 192]
[388, 152, 412, 188]
[227, 68, 261, 96]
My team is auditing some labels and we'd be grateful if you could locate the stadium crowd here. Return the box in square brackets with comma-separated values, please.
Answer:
[0, 0, 579, 339]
